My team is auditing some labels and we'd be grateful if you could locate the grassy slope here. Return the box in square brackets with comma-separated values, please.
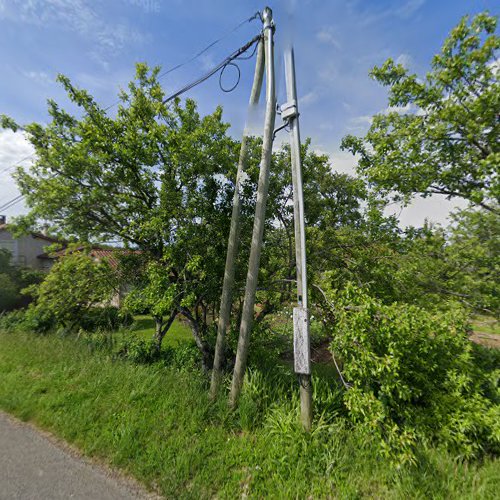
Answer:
[129, 315, 192, 345]
[1, 330, 499, 499]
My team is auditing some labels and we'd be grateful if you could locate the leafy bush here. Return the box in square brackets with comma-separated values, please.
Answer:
[0, 305, 132, 335]
[25, 249, 118, 332]
[78, 306, 133, 332]
[0, 249, 43, 311]
[113, 334, 200, 368]
[328, 284, 500, 464]
[0, 309, 31, 331]
[114, 335, 160, 363]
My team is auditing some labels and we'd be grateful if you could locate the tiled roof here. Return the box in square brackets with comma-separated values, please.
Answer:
[38, 246, 140, 268]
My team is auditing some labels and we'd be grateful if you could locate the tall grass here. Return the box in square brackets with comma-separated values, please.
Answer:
[0, 329, 499, 498]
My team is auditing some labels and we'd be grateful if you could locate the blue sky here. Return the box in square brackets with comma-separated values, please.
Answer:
[0, 0, 497, 225]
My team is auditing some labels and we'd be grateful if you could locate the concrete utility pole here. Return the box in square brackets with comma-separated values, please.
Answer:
[229, 6, 276, 408]
[210, 38, 265, 399]
[283, 47, 312, 431]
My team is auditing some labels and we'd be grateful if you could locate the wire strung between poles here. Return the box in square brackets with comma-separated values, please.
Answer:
[0, 194, 24, 212]
[0, 34, 263, 211]
[0, 15, 264, 210]
[218, 40, 261, 93]
[102, 12, 261, 112]
[163, 33, 263, 104]
[158, 11, 261, 79]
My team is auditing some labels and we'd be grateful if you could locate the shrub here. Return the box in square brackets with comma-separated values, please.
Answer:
[0, 273, 19, 311]
[26, 249, 118, 332]
[0, 249, 43, 312]
[0, 309, 31, 331]
[78, 306, 133, 332]
[114, 335, 160, 363]
[328, 284, 500, 464]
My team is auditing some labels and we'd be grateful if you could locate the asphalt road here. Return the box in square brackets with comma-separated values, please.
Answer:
[0, 411, 152, 500]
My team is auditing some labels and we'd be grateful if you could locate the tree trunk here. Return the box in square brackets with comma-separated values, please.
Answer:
[152, 311, 177, 352]
[180, 307, 212, 373]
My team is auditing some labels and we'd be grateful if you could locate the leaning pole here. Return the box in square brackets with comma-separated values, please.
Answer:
[209, 37, 265, 399]
[229, 6, 276, 408]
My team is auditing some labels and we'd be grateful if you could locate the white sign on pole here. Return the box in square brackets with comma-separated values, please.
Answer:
[293, 306, 311, 375]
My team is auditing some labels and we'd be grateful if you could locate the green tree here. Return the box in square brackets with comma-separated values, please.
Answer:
[25, 249, 118, 332]
[2, 63, 239, 369]
[342, 12, 499, 213]
[0, 249, 42, 311]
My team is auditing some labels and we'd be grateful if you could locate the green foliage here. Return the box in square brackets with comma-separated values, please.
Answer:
[0, 273, 19, 311]
[2, 63, 243, 355]
[328, 284, 500, 464]
[1, 329, 499, 498]
[0, 309, 30, 331]
[0, 249, 43, 311]
[26, 249, 118, 332]
[79, 306, 133, 332]
[113, 335, 160, 364]
[310, 205, 499, 317]
[342, 12, 499, 212]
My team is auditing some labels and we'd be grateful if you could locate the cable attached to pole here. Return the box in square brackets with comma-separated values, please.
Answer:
[163, 33, 263, 104]
[159, 12, 261, 80]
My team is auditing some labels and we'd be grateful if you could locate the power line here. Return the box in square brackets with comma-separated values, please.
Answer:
[0, 194, 24, 212]
[103, 11, 261, 112]
[0, 153, 35, 175]
[159, 11, 260, 79]
[163, 33, 262, 104]
[0, 12, 263, 213]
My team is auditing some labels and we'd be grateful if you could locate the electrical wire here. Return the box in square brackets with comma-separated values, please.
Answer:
[103, 11, 261, 112]
[0, 13, 263, 213]
[0, 194, 24, 212]
[163, 33, 262, 104]
[158, 11, 261, 79]
[0, 154, 35, 175]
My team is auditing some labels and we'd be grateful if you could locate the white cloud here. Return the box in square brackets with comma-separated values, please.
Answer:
[396, 0, 426, 19]
[329, 150, 357, 175]
[1, 1, 147, 67]
[386, 195, 467, 228]
[348, 102, 417, 132]
[22, 70, 54, 86]
[300, 90, 319, 107]
[0, 130, 34, 217]
[318, 63, 338, 84]
[347, 115, 373, 132]
[316, 28, 341, 49]
[200, 52, 216, 71]
[396, 53, 412, 68]
[385, 102, 414, 114]
[359, 0, 426, 27]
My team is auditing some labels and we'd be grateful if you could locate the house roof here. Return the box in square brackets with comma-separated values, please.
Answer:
[0, 223, 138, 268]
[0, 224, 62, 243]
[38, 246, 140, 268]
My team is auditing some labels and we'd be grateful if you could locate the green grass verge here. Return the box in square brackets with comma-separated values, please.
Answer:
[0, 329, 499, 499]
[128, 315, 192, 345]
